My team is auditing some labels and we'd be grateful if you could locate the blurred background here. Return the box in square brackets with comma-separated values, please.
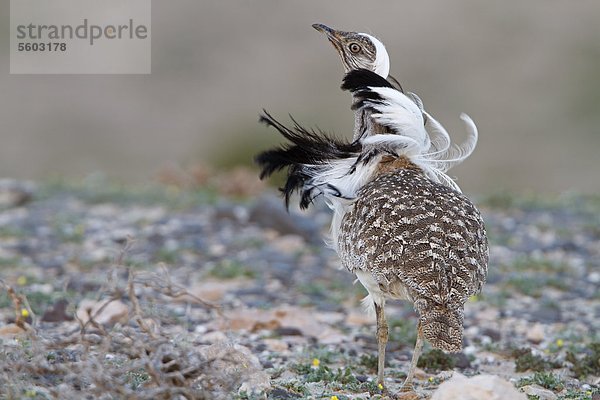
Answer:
[1, 0, 599, 194]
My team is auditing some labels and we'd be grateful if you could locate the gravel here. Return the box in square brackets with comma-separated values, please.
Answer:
[0, 180, 598, 399]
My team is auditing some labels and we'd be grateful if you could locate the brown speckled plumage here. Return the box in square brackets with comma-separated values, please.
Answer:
[339, 166, 488, 351]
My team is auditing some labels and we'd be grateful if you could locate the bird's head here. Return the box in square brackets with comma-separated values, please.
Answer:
[312, 23, 390, 78]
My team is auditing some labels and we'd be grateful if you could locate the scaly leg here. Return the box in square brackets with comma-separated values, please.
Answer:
[400, 321, 424, 392]
[374, 302, 388, 388]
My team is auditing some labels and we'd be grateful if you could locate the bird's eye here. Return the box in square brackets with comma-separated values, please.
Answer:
[349, 43, 362, 54]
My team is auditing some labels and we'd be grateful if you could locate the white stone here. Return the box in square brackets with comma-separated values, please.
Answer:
[198, 343, 271, 395]
[194, 324, 208, 334]
[526, 323, 545, 344]
[431, 373, 527, 400]
[200, 330, 228, 343]
[520, 384, 557, 400]
[75, 299, 129, 327]
[587, 272, 600, 284]
[263, 338, 289, 352]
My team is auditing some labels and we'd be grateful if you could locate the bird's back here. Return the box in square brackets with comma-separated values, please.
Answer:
[339, 167, 488, 351]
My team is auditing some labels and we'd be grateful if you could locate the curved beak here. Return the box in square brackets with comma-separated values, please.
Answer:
[312, 23, 344, 46]
[312, 23, 334, 35]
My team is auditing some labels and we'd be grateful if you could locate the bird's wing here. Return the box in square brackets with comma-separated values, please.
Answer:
[339, 169, 488, 307]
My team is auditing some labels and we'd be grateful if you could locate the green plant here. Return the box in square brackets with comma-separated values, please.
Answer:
[126, 368, 151, 390]
[417, 349, 455, 371]
[155, 248, 178, 264]
[279, 381, 309, 396]
[388, 318, 417, 348]
[558, 387, 598, 400]
[208, 260, 255, 279]
[512, 348, 561, 372]
[359, 354, 378, 371]
[566, 342, 600, 378]
[517, 372, 564, 391]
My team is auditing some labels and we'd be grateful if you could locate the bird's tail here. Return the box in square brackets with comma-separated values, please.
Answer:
[418, 302, 464, 352]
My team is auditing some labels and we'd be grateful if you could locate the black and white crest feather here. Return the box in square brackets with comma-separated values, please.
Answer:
[255, 111, 361, 209]
[255, 69, 479, 211]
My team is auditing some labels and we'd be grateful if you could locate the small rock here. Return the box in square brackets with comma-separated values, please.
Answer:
[213, 306, 345, 340]
[463, 345, 478, 356]
[47, 349, 80, 364]
[29, 283, 54, 295]
[588, 272, 600, 284]
[0, 324, 26, 337]
[452, 352, 472, 369]
[484, 355, 496, 364]
[195, 325, 208, 334]
[201, 331, 228, 343]
[75, 299, 129, 327]
[269, 388, 301, 399]
[275, 327, 303, 336]
[270, 235, 306, 253]
[249, 195, 321, 244]
[481, 327, 502, 342]
[263, 338, 288, 352]
[431, 373, 527, 400]
[396, 392, 420, 400]
[318, 327, 347, 344]
[198, 343, 271, 395]
[520, 384, 558, 400]
[530, 303, 562, 323]
[185, 279, 250, 302]
[345, 311, 373, 326]
[413, 367, 429, 380]
[0, 179, 35, 208]
[526, 323, 545, 344]
[42, 299, 73, 322]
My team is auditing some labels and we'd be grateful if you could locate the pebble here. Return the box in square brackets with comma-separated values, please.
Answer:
[463, 345, 478, 356]
[274, 327, 303, 336]
[0, 179, 35, 208]
[41, 299, 73, 322]
[588, 272, 600, 283]
[75, 299, 129, 327]
[520, 385, 558, 400]
[200, 330, 228, 343]
[1, 181, 598, 398]
[194, 325, 208, 334]
[263, 338, 289, 352]
[0, 324, 26, 337]
[526, 323, 545, 344]
[431, 373, 527, 400]
[481, 327, 502, 341]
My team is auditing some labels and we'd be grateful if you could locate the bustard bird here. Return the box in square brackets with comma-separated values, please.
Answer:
[312, 23, 480, 191]
[256, 70, 488, 394]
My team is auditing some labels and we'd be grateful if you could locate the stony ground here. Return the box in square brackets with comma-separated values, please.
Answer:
[0, 177, 598, 399]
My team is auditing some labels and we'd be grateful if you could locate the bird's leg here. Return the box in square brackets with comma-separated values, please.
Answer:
[374, 302, 388, 388]
[400, 321, 424, 392]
